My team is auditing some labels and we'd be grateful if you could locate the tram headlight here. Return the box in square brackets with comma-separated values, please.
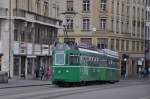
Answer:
[58, 71, 61, 73]
[66, 70, 69, 73]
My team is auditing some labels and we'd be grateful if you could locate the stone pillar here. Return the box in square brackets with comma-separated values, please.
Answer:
[108, 38, 111, 49]
[25, 58, 28, 78]
[1, 19, 14, 78]
[19, 56, 21, 78]
[92, 37, 97, 46]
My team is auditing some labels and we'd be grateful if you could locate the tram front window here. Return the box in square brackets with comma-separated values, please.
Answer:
[55, 53, 65, 65]
[69, 55, 79, 65]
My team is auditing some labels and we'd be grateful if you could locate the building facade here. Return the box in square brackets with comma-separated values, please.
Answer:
[0, 0, 61, 78]
[146, 0, 150, 69]
[58, 0, 146, 77]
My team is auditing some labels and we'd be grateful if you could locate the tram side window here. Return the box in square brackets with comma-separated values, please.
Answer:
[69, 55, 79, 65]
[114, 59, 119, 69]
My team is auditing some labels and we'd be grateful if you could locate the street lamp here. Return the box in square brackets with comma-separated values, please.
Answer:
[8, 0, 12, 78]
[122, 54, 129, 78]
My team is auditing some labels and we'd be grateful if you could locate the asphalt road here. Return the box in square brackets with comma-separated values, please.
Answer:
[0, 79, 149, 99]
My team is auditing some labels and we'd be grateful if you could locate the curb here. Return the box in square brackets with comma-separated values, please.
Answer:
[0, 83, 52, 89]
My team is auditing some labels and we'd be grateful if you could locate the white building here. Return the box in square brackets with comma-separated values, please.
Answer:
[0, 0, 61, 78]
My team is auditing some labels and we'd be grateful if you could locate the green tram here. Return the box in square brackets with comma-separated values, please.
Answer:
[52, 42, 120, 86]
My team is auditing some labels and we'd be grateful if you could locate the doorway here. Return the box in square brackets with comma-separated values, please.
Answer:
[21, 56, 26, 78]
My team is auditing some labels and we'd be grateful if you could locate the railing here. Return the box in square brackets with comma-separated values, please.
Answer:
[35, 15, 57, 25]
[13, 9, 25, 17]
[0, 8, 8, 16]
[13, 9, 59, 25]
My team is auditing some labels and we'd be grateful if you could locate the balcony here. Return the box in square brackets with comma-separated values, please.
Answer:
[13, 9, 61, 27]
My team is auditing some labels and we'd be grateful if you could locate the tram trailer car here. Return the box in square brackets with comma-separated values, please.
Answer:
[52, 43, 120, 86]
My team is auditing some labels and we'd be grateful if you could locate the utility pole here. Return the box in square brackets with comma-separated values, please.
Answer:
[8, 0, 12, 78]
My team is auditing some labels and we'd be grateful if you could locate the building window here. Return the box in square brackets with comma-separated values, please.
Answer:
[126, 21, 129, 33]
[64, 38, 75, 42]
[137, 41, 140, 51]
[116, 1, 119, 15]
[83, 0, 90, 12]
[121, 21, 124, 33]
[111, 0, 114, 14]
[43, 1, 49, 16]
[83, 19, 90, 31]
[111, 19, 114, 32]
[132, 21, 136, 36]
[126, 40, 129, 51]
[111, 39, 114, 50]
[116, 20, 119, 33]
[142, 9, 144, 19]
[52, 4, 57, 18]
[141, 41, 144, 52]
[116, 39, 120, 51]
[126, 6, 129, 17]
[121, 40, 124, 51]
[80, 38, 92, 45]
[21, 31, 25, 42]
[100, 18, 106, 31]
[36, 0, 41, 14]
[14, 22, 19, 41]
[133, 7, 135, 19]
[66, 18, 74, 31]
[67, 0, 73, 11]
[132, 41, 135, 52]
[28, 0, 33, 11]
[35, 26, 41, 44]
[97, 38, 108, 49]
[122, 3, 124, 16]
[100, 0, 107, 11]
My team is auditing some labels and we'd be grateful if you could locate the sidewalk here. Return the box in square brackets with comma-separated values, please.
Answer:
[0, 77, 149, 89]
[0, 79, 52, 89]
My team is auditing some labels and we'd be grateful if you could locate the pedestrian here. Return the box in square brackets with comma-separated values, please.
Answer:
[34, 68, 39, 79]
[40, 66, 44, 80]
[148, 66, 150, 78]
[138, 67, 142, 78]
[47, 67, 52, 80]
[143, 67, 147, 78]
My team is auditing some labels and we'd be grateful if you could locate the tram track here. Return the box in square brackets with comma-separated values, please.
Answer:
[41, 81, 150, 99]
[0, 80, 149, 99]
[0, 82, 149, 99]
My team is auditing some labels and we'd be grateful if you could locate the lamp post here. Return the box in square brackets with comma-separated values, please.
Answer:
[124, 58, 128, 78]
[8, 0, 12, 78]
[122, 54, 129, 78]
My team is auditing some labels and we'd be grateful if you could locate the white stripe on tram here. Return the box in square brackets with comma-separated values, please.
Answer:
[53, 66, 120, 70]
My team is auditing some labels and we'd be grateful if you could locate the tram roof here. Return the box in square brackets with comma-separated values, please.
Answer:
[79, 48, 104, 55]
[102, 49, 119, 58]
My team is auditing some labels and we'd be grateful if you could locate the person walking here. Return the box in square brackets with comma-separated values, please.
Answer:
[47, 67, 52, 80]
[148, 66, 150, 79]
[40, 66, 44, 80]
[34, 68, 39, 79]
